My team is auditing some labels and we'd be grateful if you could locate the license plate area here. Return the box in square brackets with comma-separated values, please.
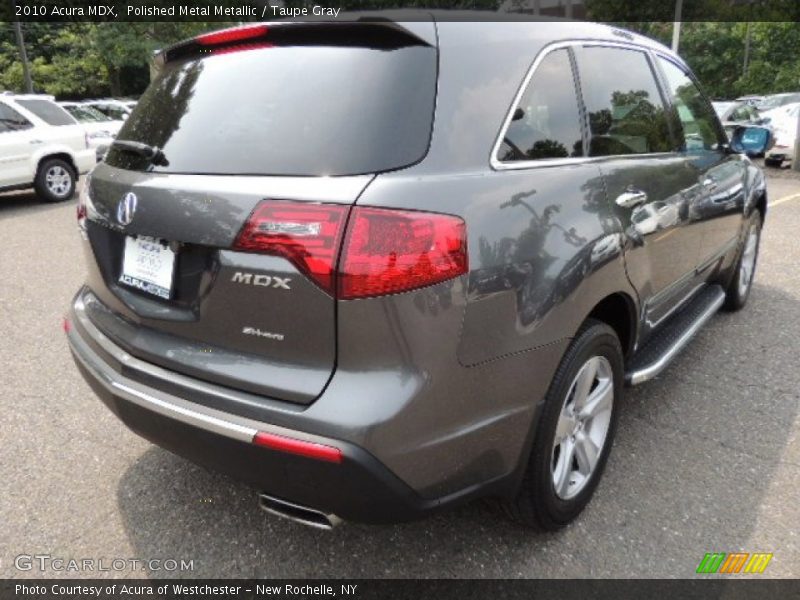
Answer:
[119, 235, 176, 300]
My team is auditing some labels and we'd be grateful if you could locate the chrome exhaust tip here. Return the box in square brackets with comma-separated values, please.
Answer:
[258, 493, 342, 530]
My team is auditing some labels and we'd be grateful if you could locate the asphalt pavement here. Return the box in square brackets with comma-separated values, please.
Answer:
[1, 170, 798, 579]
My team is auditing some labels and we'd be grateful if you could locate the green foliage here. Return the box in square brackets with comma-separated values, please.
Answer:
[0, 17, 798, 100]
[0, 21, 230, 98]
[622, 22, 800, 99]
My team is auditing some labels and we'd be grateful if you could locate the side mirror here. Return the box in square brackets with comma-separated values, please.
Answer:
[729, 125, 774, 157]
[512, 107, 525, 121]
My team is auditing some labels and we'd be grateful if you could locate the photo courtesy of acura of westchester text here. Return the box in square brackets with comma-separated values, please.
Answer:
[2, 0, 800, 590]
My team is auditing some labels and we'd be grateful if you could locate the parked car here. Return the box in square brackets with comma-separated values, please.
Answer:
[764, 102, 799, 167]
[757, 92, 800, 113]
[712, 101, 773, 155]
[59, 102, 124, 161]
[735, 95, 765, 107]
[712, 101, 764, 125]
[0, 93, 96, 201]
[84, 99, 133, 121]
[66, 18, 768, 531]
[630, 200, 680, 235]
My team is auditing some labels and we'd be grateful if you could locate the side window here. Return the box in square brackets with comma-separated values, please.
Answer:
[0, 102, 33, 132]
[15, 99, 75, 126]
[657, 57, 723, 152]
[576, 46, 672, 156]
[498, 49, 583, 162]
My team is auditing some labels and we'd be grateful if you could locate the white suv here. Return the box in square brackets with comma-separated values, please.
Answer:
[0, 93, 96, 202]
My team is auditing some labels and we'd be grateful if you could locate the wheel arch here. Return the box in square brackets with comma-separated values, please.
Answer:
[583, 292, 638, 359]
[36, 152, 78, 178]
[752, 188, 767, 222]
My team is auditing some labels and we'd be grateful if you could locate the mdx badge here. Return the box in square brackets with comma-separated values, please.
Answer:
[231, 272, 291, 290]
[117, 192, 138, 226]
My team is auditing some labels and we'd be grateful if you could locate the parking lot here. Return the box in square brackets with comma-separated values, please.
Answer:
[1, 170, 798, 579]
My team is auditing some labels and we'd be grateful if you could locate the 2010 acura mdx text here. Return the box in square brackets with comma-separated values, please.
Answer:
[66, 16, 768, 530]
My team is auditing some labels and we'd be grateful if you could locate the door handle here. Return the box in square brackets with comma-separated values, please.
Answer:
[702, 177, 718, 191]
[29, 139, 43, 145]
[615, 187, 648, 208]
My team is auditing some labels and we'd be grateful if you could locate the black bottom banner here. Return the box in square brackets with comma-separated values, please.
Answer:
[3, 579, 800, 600]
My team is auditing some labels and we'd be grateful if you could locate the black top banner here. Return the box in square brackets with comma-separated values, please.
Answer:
[3, 0, 800, 23]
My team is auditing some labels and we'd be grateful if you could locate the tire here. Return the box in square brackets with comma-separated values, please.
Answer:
[723, 211, 762, 311]
[764, 158, 782, 168]
[34, 158, 76, 203]
[505, 319, 623, 531]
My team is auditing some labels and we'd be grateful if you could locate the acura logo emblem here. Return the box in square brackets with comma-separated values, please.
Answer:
[117, 192, 138, 226]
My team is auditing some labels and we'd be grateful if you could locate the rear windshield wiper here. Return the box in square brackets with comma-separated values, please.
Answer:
[112, 139, 169, 167]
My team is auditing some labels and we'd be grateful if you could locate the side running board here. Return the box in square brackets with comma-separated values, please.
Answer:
[625, 285, 725, 386]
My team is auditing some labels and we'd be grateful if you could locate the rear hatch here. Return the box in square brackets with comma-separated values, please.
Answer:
[79, 21, 437, 405]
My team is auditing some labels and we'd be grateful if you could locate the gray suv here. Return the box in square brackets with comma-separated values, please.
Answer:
[67, 17, 767, 531]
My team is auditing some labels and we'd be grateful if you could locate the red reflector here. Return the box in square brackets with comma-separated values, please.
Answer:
[253, 432, 342, 464]
[196, 24, 269, 46]
[62, 317, 71, 333]
[234, 201, 349, 295]
[339, 208, 468, 299]
[211, 42, 274, 56]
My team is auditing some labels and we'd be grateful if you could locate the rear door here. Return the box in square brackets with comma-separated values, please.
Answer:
[653, 55, 748, 271]
[0, 102, 35, 186]
[81, 22, 438, 405]
[573, 44, 704, 333]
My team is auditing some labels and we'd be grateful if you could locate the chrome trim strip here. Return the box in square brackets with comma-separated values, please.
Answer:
[696, 236, 739, 274]
[67, 295, 338, 448]
[74, 295, 302, 412]
[489, 39, 677, 172]
[70, 330, 257, 443]
[645, 280, 705, 330]
[627, 287, 725, 385]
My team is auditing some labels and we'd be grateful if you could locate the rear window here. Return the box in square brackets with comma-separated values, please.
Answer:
[15, 99, 76, 126]
[106, 44, 437, 176]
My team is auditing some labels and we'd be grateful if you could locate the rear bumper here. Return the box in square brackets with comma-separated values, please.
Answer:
[66, 294, 484, 524]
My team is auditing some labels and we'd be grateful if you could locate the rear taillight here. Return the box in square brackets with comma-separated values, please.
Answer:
[339, 208, 467, 299]
[234, 201, 467, 299]
[76, 175, 92, 235]
[233, 201, 349, 295]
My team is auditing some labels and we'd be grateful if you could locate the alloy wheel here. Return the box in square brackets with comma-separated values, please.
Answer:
[737, 222, 759, 298]
[551, 355, 614, 500]
[45, 166, 72, 198]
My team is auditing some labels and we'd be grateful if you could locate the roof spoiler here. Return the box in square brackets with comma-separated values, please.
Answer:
[155, 19, 435, 69]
